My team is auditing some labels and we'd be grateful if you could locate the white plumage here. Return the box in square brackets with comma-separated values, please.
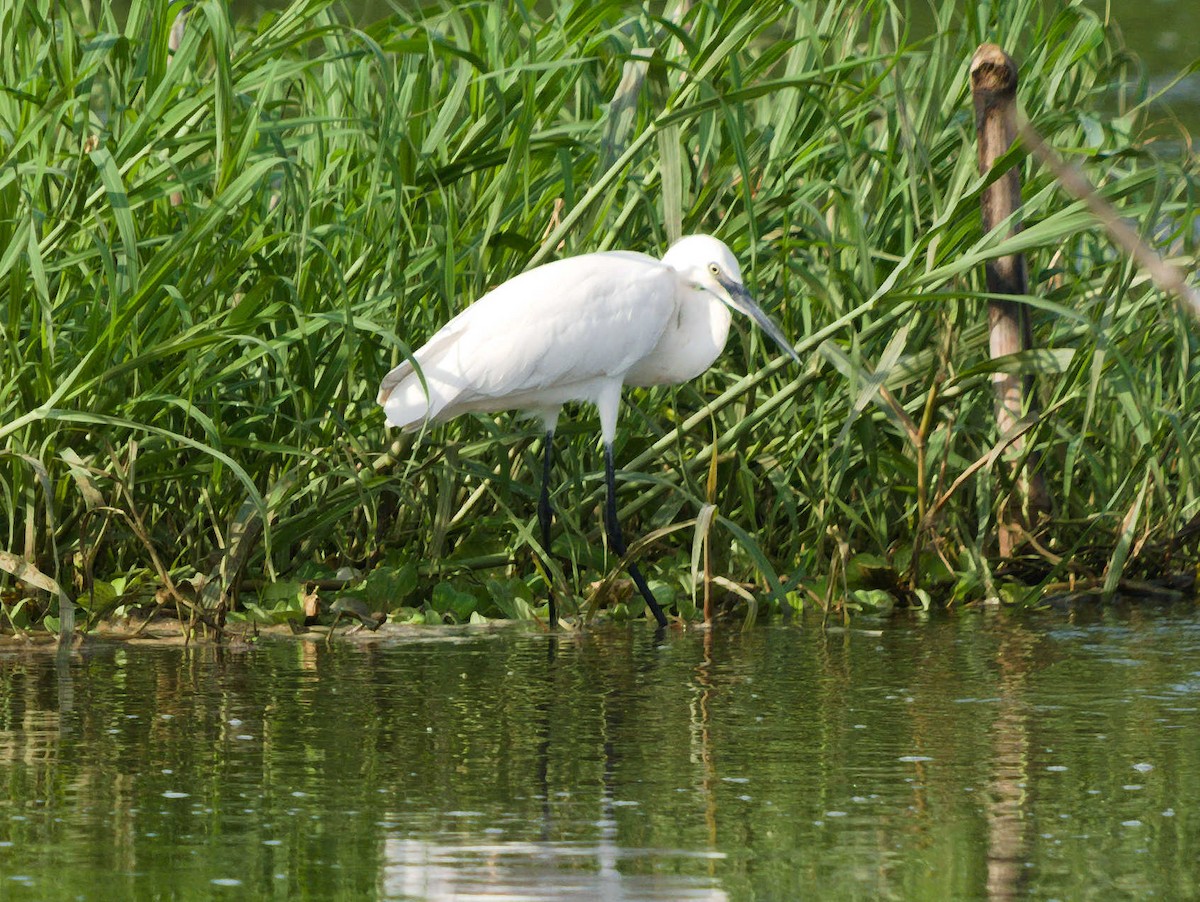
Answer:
[378, 234, 798, 629]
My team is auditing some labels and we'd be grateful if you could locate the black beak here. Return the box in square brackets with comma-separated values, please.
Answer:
[719, 276, 800, 363]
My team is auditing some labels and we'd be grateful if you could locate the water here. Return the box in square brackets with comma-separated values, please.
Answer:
[1087, 0, 1200, 128]
[1, 608, 1198, 899]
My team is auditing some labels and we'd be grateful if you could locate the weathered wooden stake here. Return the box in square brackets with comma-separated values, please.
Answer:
[970, 44, 1051, 557]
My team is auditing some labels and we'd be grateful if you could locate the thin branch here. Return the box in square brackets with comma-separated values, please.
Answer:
[1018, 119, 1200, 321]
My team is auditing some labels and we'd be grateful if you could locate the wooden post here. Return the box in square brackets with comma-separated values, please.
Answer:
[970, 44, 1051, 557]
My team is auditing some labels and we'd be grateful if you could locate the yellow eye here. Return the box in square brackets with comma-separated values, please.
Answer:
[708, 263, 721, 276]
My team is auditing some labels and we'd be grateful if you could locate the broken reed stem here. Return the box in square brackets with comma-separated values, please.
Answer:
[1017, 120, 1200, 321]
[167, 5, 190, 207]
[703, 528, 713, 624]
[970, 43, 1052, 557]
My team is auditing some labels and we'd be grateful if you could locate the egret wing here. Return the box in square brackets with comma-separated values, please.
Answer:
[379, 252, 677, 428]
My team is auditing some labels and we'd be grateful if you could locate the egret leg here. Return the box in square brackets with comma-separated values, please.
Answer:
[538, 430, 558, 629]
[603, 443, 669, 629]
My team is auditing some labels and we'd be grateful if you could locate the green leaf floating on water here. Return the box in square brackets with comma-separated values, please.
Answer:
[484, 578, 536, 620]
[364, 563, 418, 609]
[257, 581, 305, 606]
[431, 582, 479, 622]
[848, 589, 897, 614]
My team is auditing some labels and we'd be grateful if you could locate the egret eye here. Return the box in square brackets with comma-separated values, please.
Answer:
[708, 263, 721, 276]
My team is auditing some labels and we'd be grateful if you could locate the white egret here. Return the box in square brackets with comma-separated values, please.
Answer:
[378, 234, 799, 629]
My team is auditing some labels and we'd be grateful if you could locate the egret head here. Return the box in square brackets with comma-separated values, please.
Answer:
[663, 235, 800, 363]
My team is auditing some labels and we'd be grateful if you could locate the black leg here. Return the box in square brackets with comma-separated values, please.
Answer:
[603, 443, 668, 629]
[538, 430, 558, 629]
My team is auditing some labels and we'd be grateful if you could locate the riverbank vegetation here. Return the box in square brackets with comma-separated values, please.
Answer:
[2, 0, 1197, 634]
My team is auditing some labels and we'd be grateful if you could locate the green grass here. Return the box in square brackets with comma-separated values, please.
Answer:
[1, 0, 1197, 632]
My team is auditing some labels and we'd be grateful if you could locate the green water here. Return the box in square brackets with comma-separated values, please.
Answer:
[1, 609, 1198, 899]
